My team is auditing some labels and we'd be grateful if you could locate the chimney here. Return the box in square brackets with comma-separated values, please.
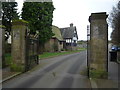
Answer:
[70, 23, 73, 27]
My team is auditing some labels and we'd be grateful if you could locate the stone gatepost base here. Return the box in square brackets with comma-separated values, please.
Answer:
[89, 63, 108, 79]
[10, 63, 25, 72]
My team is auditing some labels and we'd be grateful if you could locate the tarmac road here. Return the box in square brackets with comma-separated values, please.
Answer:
[2, 51, 91, 88]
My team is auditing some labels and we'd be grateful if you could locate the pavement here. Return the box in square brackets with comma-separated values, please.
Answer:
[90, 78, 119, 88]
[1, 51, 120, 89]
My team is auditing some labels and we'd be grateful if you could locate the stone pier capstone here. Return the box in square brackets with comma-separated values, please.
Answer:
[89, 12, 108, 78]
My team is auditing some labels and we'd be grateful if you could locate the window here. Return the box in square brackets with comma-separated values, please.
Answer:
[66, 39, 68, 43]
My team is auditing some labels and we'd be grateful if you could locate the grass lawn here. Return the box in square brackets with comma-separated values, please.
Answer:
[39, 48, 86, 59]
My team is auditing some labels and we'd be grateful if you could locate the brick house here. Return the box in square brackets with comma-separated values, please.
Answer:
[44, 25, 64, 52]
[60, 23, 78, 50]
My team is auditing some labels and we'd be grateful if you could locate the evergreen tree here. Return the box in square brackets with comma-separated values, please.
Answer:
[21, 2, 54, 44]
[2, 2, 19, 40]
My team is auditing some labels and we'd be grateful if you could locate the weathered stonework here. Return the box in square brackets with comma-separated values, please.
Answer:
[0, 26, 5, 68]
[11, 20, 28, 72]
[44, 38, 60, 52]
[89, 12, 108, 78]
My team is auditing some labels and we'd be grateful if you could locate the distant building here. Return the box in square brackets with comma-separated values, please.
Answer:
[77, 40, 87, 48]
[60, 23, 78, 50]
[44, 25, 64, 52]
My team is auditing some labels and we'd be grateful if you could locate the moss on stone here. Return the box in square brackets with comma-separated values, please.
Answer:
[12, 19, 29, 24]
[89, 69, 108, 79]
[10, 63, 24, 72]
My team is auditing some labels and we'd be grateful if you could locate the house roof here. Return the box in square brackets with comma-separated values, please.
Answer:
[60, 26, 78, 39]
[52, 25, 63, 41]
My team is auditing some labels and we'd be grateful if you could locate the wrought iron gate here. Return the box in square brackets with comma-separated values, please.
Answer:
[25, 32, 39, 71]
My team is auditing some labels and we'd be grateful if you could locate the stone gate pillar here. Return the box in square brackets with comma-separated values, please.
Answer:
[11, 20, 28, 72]
[89, 12, 108, 78]
[0, 25, 5, 68]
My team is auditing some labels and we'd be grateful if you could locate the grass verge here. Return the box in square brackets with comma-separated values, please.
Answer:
[39, 48, 86, 59]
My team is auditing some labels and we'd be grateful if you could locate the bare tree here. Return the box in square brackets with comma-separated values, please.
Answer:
[109, 1, 120, 45]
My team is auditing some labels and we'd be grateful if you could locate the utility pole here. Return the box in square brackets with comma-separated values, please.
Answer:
[87, 25, 90, 78]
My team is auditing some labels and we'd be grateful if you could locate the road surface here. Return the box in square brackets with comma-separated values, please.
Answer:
[3, 51, 91, 88]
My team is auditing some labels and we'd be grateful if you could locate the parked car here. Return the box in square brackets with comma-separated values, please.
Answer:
[111, 45, 120, 51]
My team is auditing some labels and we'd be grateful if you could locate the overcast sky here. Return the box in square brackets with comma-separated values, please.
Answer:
[16, 0, 119, 40]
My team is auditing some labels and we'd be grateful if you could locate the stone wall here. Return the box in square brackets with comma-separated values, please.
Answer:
[44, 38, 55, 52]
[44, 38, 63, 52]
